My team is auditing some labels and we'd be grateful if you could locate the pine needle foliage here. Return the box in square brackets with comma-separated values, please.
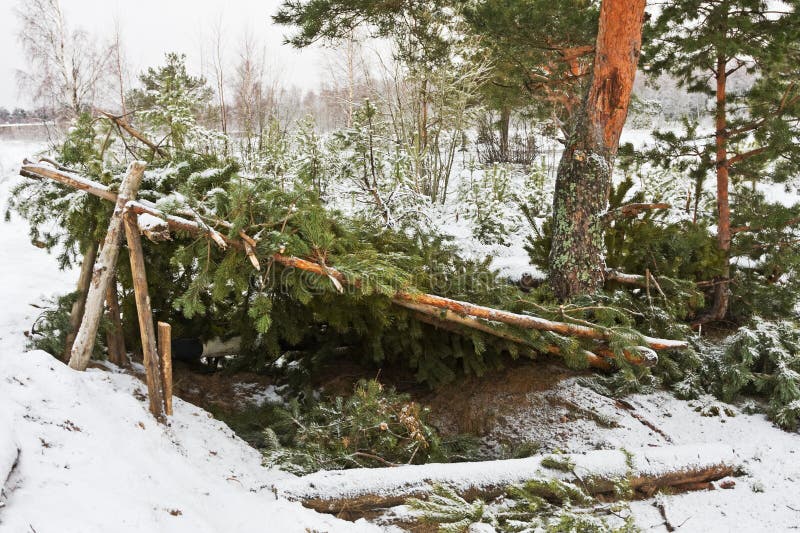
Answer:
[253, 379, 478, 474]
[708, 319, 800, 430]
[11, 54, 693, 390]
[408, 478, 638, 533]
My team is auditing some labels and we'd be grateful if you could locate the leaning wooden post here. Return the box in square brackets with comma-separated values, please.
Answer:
[157, 322, 173, 416]
[122, 208, 165, 421]
[69, 161, 146, 371]
[63, 239, 99, 361]
[105, 276, 128, 367]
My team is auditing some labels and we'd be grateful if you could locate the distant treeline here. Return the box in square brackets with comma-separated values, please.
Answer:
[0, 107, 56, 125]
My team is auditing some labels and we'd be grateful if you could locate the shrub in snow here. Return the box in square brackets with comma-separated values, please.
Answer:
[710, 319, 800, 430]
[408, 478, 637, 533]
[457, 161, 524, 246]
[259, 379, 477, 474]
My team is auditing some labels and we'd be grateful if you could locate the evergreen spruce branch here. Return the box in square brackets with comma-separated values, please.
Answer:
[19, 161, 689, 369]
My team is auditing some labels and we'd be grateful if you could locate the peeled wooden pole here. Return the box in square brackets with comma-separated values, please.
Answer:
[157, 322, 173, 416]
[69, 161, 146, 371]
[123, 209, 165, 421]
[21, 162, 688, 360]
[399, 300, 611, 369]
[63, 240, 99, 361]
[105, 276, 128, 367]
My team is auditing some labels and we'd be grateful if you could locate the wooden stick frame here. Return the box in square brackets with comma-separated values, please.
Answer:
[21, 161, 692, 385]
[123, 208, 166, 421]
[69, 161, 146, 371]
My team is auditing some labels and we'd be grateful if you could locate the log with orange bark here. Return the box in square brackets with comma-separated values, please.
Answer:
[19, 161, 688, 369]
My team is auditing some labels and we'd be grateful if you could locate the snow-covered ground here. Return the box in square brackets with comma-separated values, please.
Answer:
[0, 140, 376, 533]
[625, 391, 800, 532]
[2, 138, 800, 532]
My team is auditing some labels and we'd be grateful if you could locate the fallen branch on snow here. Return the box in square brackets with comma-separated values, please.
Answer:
[272, 443, 739, 513]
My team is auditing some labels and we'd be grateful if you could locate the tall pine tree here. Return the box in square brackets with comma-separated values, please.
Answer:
[643, 0, 800, 321]
[547, 0, 647, 300]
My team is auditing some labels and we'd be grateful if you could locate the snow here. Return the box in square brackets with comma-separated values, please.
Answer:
[3, 130, 800, 532]
[137, 212, 167, 231]
[275, 444, 736, 505]
[0, 140, 377, 532]
[233, 383, 284, 407]
[624, 391, 800, 532]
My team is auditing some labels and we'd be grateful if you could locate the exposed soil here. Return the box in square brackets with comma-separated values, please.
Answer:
[169, 361, 277, 415]
[152, 355, 670, 461]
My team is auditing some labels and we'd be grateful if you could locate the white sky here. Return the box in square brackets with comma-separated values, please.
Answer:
[0, 0, 331, 109]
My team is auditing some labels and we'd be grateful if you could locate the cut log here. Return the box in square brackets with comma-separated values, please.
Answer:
[404, 304, 611, 370]
[69, 161, 146, 371]
[401, 300, 611, 369]
[157, 322, 173, 416]
[21, 162, 689, 365]
[123, 209, 165, 421]
[105, 275, 127, 367]
[63, 240, 99, 361]
[273, 444, 738, 514]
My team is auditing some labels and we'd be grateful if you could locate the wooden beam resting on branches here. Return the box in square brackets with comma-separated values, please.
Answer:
[21, 161, 689, 367]
[405, 301, 612, 369]
[273, 444, 738, 514]
[21, 160, 117, 202]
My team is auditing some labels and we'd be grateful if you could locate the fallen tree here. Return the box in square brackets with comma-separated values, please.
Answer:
[273, 443, 738, 513]
[19, 160, 689, 371]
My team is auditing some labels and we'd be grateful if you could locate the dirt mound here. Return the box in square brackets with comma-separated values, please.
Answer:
[421, 361, 671, 455]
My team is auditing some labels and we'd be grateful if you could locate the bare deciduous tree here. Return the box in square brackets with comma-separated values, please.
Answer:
[232, 30, 268, 142]
[208, 17, 229, 134]
[16, 0, 111, 119]
[111, 17, 130, 116]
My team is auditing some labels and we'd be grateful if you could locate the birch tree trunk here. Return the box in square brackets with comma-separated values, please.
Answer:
[68, 161, 146, 370]
[548, 0, 646, 300]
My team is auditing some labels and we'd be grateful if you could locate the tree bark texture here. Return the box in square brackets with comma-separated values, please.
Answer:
[68, 161, 146, 371]
[709, 52, 731, 321]
[548, 0, 646, 300]
[123, 209, 165, 421]
[274, 444, 738, 514]
[105, 275, 128, 367]
[62, 240, 99, 361]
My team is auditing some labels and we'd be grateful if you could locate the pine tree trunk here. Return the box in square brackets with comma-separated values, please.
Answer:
[548, 0, 646, 300]
[710, 53, 731, 321]
[499, 106, 511, 162]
